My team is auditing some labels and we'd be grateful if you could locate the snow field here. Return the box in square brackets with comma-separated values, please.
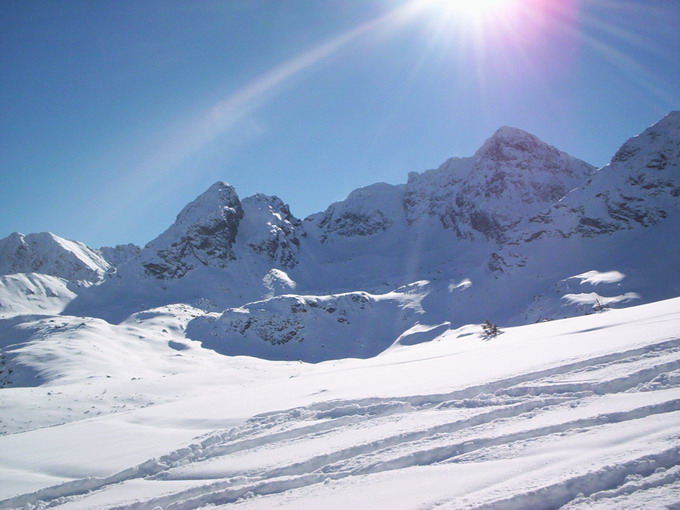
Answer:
[0, 298, 679, 508]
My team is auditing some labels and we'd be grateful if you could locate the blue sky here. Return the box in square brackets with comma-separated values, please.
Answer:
[1, 0, 678, 248]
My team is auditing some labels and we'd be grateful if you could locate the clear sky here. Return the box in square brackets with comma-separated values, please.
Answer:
[1, 0, 678, 248]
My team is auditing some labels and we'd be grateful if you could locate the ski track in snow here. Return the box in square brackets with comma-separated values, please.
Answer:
[3, 337, 680, 509]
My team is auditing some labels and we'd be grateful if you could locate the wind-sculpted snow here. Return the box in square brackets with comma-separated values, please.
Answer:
[1, 298, 679, 509]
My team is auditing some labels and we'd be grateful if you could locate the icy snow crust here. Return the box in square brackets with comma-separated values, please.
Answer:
[0, 298, 679, 509]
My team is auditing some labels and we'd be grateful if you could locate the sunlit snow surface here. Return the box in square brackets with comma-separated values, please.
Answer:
[1, 298, 679, 509]
[1, 112, 679, 508]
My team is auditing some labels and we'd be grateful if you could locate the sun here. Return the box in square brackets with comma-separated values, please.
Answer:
[414, 0, 522, 40]
[413, 0, 536, 47]
[430, 0, 516, 20]
[441, 0, 514, 17]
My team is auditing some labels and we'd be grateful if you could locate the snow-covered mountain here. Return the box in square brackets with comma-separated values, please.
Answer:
[525, 110, 680, 238]
[4, 112, 680, 361]
[0, 232, 113, 318]
[403, 125, 595, 243]
[0, 232, 110, 282]
[1, 112, 680, 509]
[98, 243, 140, 268]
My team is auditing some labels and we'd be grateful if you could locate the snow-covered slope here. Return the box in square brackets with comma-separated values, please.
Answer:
[0, 273, 77, 318]
[0, 232, 110, 282]
[1, 298, 679, 509]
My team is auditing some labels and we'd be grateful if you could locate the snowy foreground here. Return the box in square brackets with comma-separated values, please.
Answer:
[1, 298, 680, 509]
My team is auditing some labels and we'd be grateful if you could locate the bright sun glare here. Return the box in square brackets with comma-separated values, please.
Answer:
[417, 0, 543, 49]
[438, 0, 515, 18]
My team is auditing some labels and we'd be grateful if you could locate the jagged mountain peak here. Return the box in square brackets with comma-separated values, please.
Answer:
[305, 125, 597, 245]
[489, 125, 536, 141]
[473, 126, 595, 192]
[139, 182, 244, 279]
[169, 181, 241, 233]
[474, 125, 554, 162]
[132, 185, 305, 280]
[402, 127, 595, 242]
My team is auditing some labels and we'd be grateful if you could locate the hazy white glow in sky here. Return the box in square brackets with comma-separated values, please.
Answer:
[0, 0, 678, 247]
[110, 3, 409, 206]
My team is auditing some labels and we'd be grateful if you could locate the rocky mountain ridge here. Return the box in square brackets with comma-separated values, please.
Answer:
[1, 111, 678, 360]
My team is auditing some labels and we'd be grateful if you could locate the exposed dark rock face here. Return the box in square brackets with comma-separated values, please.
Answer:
[318, 211, 392, 237]
[141, 182, 244, 279]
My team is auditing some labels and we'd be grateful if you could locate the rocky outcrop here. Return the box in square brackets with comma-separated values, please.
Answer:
[187, 287, 425, 362]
